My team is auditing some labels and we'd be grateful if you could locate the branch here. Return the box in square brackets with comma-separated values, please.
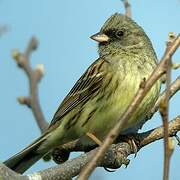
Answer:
[0, 163, 28, 180]
[77, 35, 180, 180]
[12, 37, 49, 132]
[139, 116, 180, 148]
[2, 116, 179, 180]
[147, 76, 180, 120]
[121, 0, 132, 18]
[159, 32, 175, 180]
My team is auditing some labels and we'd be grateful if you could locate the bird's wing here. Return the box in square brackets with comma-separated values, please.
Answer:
[49, 58, 107, 127]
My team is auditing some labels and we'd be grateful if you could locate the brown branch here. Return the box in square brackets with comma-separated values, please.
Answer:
[139, 116, 180, 148]
[12, 37, 49, 132]
[159, 33, 176, 180]
[159, 63, 171, 180]
[121, 0, 132, 18]
[0, 163, 28, 180]
[77, 35, 180, 180]
[2, 116, 179, 180]
[147, 76, 180, 120]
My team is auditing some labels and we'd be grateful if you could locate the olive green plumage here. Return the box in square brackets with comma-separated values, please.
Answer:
[4, 13, 160, 173]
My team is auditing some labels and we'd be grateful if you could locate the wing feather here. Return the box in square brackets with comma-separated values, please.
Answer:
[49, 58, 106, 126]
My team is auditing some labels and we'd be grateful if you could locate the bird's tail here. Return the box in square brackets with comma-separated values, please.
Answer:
[3, 134, 47, 174]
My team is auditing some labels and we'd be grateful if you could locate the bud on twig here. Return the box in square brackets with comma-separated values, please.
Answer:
[166, 32, 176, 47]
[17, 96, 31, 108]
[35, 64, 45, 82]
[168, 32, 176, 42]
[172, 63, 180, 70]
[12, 49, 25, 67]
[31, 37, 38, 51]
[12, 49, 20, 61]
[168, 137, 175, 157]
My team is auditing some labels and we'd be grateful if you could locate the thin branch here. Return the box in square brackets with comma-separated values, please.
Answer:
[0, 163, 28, 180]
[159, 33, 176, 180]
[121, 0, 132, 18]
[139, 116, 180, 147]
[77, 35, 180, 180]
[12, 37, 49, 132]
[147, 76, 180, 120]
[160, 62, 171, 180]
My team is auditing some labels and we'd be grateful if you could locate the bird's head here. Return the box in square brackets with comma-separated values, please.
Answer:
[90, 13, 151, 56]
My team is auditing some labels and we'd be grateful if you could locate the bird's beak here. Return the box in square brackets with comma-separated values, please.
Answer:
[90, 32, 109, 43]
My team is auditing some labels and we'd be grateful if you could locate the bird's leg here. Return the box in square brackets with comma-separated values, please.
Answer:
[86, 132, 102, 146]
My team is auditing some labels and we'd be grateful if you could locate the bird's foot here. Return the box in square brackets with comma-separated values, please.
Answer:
[51, 148, 70, 164]
[118, 134, 140, 157]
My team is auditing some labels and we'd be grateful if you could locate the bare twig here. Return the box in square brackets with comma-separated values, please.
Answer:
[159, 64, 171, 180]
[12, 37, 49, 132]
[139, 116, 180, 147]
[147, 76, 180, 119]
[159, 33, 176, 180]
[77, 35, 180, 180]
[0, 163, 28, 180]
[121, 0, 132, 17]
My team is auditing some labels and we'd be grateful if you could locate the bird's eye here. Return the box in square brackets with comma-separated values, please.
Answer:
[116, 30, 124, 38]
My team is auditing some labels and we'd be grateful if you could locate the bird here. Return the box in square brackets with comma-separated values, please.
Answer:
[4, 13, 160, 174]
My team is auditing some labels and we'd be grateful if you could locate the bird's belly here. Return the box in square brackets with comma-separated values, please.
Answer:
[78, 73, 160, 143]
[86, 87, 136, 139]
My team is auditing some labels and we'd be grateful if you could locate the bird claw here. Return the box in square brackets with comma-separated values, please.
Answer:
[130, 139, 138, 158]
[103, 167, 116, 172]
[118, 134, 140, 156]
[51, 148, 70, 164]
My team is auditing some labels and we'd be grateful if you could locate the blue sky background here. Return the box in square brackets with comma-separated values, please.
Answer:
[0, 0, 179, 179]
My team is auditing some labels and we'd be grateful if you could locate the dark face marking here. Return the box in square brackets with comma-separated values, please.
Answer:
[104, 28, 124, 40]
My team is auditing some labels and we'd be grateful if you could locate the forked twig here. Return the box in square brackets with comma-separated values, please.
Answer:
[12, 37, 49, 132]
[159, 32, 176, 180]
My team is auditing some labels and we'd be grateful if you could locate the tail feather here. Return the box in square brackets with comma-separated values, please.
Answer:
[4, 135, 47, 174]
